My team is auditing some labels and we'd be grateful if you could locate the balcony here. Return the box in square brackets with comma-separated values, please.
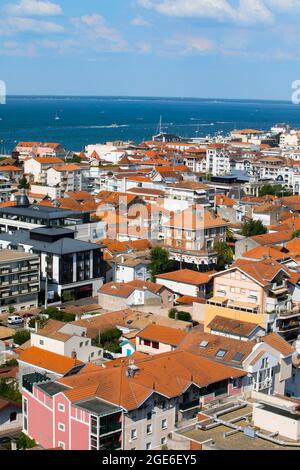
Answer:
[253, 378, 272, 392]
[99, 422, 122, 436]
[179, 399, 200, 412]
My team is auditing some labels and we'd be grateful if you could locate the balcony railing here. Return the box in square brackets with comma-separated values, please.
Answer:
[100, 422, 122, 435]
[179, 399, 200, 412]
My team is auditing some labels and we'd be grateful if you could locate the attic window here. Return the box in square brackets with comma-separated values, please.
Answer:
[233, 352, 244, 362]
[216, 349, 227, 358]
[200, 341, 209, 348]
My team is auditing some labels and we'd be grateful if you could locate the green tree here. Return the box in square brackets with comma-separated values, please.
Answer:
[0, 379, 22, 403]
[150, 247, 173, 281]
[70, 154, 82, 163]
[259, 184, 292, 198]
[18, 175, 30, 190]
[292, 230, 300, 239]
[13, 329, 31, 345]
[17, 433, 36, 450]
[96, 327, 122, 348]
[241, 219, 267, 237]
[213, 241, 234, 270]
[168, 308, 192, 322]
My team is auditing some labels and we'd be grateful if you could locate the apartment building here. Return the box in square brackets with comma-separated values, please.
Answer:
[21, 350, 246, 450]
[205, 144, 230, 176]
[30, 319, 103, 363]
[46, 164, 82, 194]
[24, 157, 64, 183]
[207, 258, 300, 341]
[16, 142, 65, 162]
[164, 206, 228, 252]
[0, 249, 40, 314]
[0, 227, 104, 301]
[166, 182, 215, 208]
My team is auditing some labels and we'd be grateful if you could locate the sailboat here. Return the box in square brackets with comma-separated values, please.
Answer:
[54, 111, 60, 121]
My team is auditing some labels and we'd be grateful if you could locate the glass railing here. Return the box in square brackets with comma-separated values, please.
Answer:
[99, 422, 122, 435]
[179, 400, 200, 411]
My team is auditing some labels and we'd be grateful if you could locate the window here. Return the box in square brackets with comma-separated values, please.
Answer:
[147, 424, 152, 435]
[216, 349, 227, 358]
[233, 352, 244, 362]
[147, 412, 152, 421]
[131, 429, 137, 440]
[10, 412, 17, 422]
[58, 404, 65, 412]
[144, 339, 151, 347]
[232, 379, 239, 389]
[58, 423, 65, 432]
[146, 443, 152, 450]
[161, 419, 167, 430]
[80, 342, 83, 348]
[85, 340, 89, 346]
[39, 340, 44, 346]
[58, 442, 65, 450]
[152, 341, 159, 350]
[161, 437, 167, 445]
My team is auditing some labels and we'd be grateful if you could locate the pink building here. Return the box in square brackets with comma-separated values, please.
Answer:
[21, 349, 246, 450]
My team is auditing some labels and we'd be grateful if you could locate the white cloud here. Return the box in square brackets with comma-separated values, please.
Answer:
[266, 0, 300, 11]
[4, 0, 62, 16]
[1, 39, 37, 56]
[131, 15, 152, 27]
[71, 14, 128, 51]
[137, 0, 275, 24]
[0, 16, 64, 35]
[166, 35, 215, 54]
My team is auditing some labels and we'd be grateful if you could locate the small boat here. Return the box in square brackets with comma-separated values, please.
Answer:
[108, 123, 118, 128]
[54, 111, 60, 121]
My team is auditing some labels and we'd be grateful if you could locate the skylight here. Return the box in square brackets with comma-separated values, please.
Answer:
[216, 349, 227, 358]
[200, 341, 209, 348]
[233, 352, 244, 362]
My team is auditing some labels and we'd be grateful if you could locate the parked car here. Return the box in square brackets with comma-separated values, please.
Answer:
[103, 351, 114, 360]
[22, 313, 34, 319]
[7, 315, 24, 326]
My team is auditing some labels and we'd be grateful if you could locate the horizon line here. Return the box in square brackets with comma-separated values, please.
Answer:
[4, 94, 293, 103]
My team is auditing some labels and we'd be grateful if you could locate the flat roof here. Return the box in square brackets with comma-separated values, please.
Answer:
[0, 231, 100, 255]
[76, 398, 122, 416]
[0, 249, 39, 262]
[0, 205, 77, 220]
[179, 405, 300, 450]
[38, 382, 69, 397]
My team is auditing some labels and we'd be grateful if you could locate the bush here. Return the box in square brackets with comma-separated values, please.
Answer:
[168, 308, 178, 319]
[43, 307, 75, 323]
[13, 329, 31, 346]
[17, 433, 36, 450]
[177, 311, 192, 322]
[168, 308, 192, 322]
[106, 343, 121, 354]
[0, 379, 22, 403]
[97, 328, 122, 347]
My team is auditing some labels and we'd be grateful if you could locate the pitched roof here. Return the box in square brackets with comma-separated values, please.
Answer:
[56, 350, 245, 410]
[166, 207, 229, 230]
[137, 324, 188, 346]
[251, 230, 293, 246]
[18, 346, 82, 375]
[156, 269, 214, 286]
[178, 327, 254, 366]
[207, 315, 262, 338]
[261, 332, 294, 356]
[229, 258, 290, 287]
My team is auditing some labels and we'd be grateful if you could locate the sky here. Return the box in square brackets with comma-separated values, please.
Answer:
[0, 0, 300, 99]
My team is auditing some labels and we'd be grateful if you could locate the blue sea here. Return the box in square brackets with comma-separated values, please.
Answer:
[1, 96, 300, 153]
